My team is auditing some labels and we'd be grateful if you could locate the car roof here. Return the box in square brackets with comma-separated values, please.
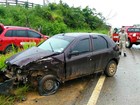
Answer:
[53, 32, 116, 48]
[55, 32, 106, 38]
[4, 26, 30, 29]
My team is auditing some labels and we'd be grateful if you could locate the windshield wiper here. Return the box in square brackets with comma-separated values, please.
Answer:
[49, 42, 54, 52]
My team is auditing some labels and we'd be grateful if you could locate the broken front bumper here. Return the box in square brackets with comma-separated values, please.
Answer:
[0, 79, 14, 95]
[0, 71, 14, 95]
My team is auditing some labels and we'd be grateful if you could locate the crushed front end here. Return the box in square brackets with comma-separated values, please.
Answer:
[0, 64, 29, 95]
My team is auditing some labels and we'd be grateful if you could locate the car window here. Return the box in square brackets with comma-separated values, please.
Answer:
[28, 30, 41, 38]
[127, 28, 140, 32]
[13, 30, 27, 37]
[72, 38, 90, 54]
[92, 36, 108, 51]
[5, 30, 12, 37]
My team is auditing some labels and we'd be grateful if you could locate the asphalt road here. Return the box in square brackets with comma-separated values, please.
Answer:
[97, 45, 140, 105]
[16, 45, 140, 105]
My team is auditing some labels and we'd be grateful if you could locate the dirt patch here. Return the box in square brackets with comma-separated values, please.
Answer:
[15, 76, 92, 105]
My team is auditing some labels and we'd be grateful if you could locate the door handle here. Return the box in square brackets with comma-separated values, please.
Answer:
[87, 56, 92, 61]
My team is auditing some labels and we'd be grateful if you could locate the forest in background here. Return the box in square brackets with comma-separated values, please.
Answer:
[0, 1, 109, 36]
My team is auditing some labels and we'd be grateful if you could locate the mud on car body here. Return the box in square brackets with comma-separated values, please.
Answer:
[0, 33, 120, 96]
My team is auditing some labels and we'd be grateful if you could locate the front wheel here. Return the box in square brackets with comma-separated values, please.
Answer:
[126, 39, 132, 48]
[104, 60, 117, 77]
[38, 75, 60, 96]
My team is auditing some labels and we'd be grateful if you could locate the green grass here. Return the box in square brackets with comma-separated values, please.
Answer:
[64, 28, 108, 35]
[0, 95, 14, 105]
[14, 85, 29, 102]
[0, 53, 15, 70]
[0, 85, 29, 105]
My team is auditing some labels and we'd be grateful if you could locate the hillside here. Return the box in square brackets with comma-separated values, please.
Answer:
[0, 1, 108, 36]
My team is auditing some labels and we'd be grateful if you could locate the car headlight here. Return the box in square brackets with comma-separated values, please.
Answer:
[133, 33, 136, 37]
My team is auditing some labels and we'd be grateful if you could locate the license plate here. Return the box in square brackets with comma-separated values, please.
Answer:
[113, 36, 119, 38]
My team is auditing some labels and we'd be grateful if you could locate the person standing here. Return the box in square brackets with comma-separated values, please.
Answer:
[119, 27, 128, 57]
[108, 25, 113, 38]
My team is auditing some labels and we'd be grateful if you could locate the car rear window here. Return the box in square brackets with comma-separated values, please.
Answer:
[28, 30, 41, 38]
[13, 30, 27, 37]
[127, 28, 140, 32]
[5, 30, 12, 37]
[92, 36, 108, 51]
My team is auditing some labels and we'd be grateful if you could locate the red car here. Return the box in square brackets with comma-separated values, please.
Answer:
[126, 27, 140, 48]
[112, 28, 120, 42]
[112, 27, 140, 48]
[0, 23, 49, 53]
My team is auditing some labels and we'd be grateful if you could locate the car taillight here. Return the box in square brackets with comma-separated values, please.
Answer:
[113, 45, 119, 51]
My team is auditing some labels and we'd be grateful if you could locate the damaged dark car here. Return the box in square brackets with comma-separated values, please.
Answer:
[0, 33, 120, 96]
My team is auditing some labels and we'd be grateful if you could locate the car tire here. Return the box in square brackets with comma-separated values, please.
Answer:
[4, 45, 17, 54]
[38, 75, 60, 96]
[126, 39, 132, 48]
[4, 45, 13, 54]
[104, 60, 117, 77]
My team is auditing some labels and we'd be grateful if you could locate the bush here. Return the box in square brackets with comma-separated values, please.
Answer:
[46, 21, 67, 36]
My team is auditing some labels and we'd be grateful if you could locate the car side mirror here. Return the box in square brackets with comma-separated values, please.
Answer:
[68, 50, 79, 58]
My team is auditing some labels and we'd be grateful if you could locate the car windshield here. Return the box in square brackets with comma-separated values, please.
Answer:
[38, 35, 74, 53]
[127, 28, 140, 32]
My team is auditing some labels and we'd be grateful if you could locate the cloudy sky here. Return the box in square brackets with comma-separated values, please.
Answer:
[26, 0, 140, 28]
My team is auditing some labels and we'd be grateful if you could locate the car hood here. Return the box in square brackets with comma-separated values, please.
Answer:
[6, 47, 57, 67]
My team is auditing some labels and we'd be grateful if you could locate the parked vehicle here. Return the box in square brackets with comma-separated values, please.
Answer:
[112, 27, 140, 48]
[0, 23, 49, 54]
[112, 28, 120, 42]
[125, 28, 140, 48]
[0, 33, 120, 96]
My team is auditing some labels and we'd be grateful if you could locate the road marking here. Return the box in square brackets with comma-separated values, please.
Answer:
[87, 75, 106, 105]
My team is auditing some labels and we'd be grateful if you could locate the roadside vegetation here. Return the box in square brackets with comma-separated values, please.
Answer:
[0, 1, 108, 36]
[0, 45, 33, 105]
[0, 1, 109, 104]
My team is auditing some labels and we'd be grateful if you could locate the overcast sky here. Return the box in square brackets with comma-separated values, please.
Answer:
[26, 0, 140, 28]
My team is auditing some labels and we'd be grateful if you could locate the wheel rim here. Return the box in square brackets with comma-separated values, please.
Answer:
[6, 47, 13, 53]
[43, 80, 55, 91]
[126, 40, 130, 47]
[109, 63, 117, 75]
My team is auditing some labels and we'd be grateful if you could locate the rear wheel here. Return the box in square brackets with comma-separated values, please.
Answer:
[126, 39, 132, 48]
[104, 60, 117, 77]
[4, 45, 17, 54]
[38, 75, 60, 96]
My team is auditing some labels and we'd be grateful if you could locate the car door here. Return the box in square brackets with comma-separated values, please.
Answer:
[12, 29, 29, 47]
[65, 36, 93, 80]
[91, 35, 110, 72]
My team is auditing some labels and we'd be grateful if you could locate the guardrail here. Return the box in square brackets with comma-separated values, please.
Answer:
[0, 0, 41, 8]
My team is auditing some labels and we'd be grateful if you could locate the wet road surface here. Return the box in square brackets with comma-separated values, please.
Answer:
[97, 45, 140, 105]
